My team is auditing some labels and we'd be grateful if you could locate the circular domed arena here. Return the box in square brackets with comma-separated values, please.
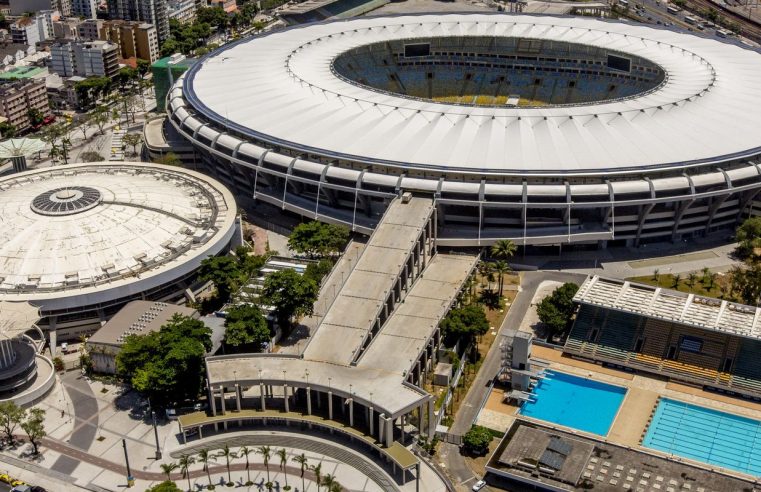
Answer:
[0, 163, 238, 341]
[167, 13, 761, 248]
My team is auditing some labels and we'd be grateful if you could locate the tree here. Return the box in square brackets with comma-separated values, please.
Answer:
[217, 444, 237, 486]
[147, 482, 183, 492]
[199, 255, 242, 302]
[490, 239, 517, 261]
[137, 58, 151, 76]
[287, 221, 350, 258]
[154, 151, 182, 166]
[239, 446, 254, 486]
[293, 453, 308, 492]
[123, 132, 143, 156]
[687, 272, 697, 289]
[20, 407, 45, 455]
[197, 448, 216, 489]
[493, 260, 510, 296]
[91, 105, 111, 135]
[737, 217, 761, 259]
[0, 121, 16, 138]
[160, 462, 179, 481]
[311, 462, 322, 492]
[322, 473, 338, 491]
[440, 304, 489, 346]
[0, 402, 25, 446]
[536, 282, 580, 338]
[224, 304, 271, 352]
[260, 269, 319, 328]
[27, 108, 44, 127]
[258, 446, 272, 483]
[462, 425, 492, 456]
[74, 113, 91, 139]
[178, 454, 196, 492]
[673, 273, 681, 288]
[79, 150, 104, 162]
[277, 448, 289, 489]
[41, 122, 73, 165]
[116, 314, 211, 405]
[304, 259, 334, 285]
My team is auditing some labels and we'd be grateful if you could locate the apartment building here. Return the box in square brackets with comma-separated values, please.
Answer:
[107, 0, 169, 42]
[167, 0, 196, 24]
[99, 20, 159, 62]
[50, 40, 119, 78]
[10, 12, 54, 46]
[71, 0, 97, 18]
[77, 19, 104, 41]
[0, 79, 49, 132]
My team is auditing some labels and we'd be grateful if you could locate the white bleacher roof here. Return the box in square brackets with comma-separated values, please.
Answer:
[574, 276, 761, 340]
[185, 13, 761, 174]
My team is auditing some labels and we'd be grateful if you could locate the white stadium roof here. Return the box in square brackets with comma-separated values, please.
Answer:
[0, 163, 237, 311]
[185, 13, 761, 175]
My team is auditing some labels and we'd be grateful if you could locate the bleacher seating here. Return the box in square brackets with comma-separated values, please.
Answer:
[563, 305, 761, 398]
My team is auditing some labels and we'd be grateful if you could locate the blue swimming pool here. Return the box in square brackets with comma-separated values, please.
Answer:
[643, 398, 761, 476]
[518, 371, 627, 436]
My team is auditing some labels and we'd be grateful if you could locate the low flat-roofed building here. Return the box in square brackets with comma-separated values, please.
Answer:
[87, 301, 199, 374]
[487, 420, 757, 491]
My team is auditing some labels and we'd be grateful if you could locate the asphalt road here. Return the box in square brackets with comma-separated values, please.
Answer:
[440, 270, 587, 491]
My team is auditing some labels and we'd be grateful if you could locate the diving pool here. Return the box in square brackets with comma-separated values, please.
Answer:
[518, 371, 627, 436]
[642, 398, 761, 476]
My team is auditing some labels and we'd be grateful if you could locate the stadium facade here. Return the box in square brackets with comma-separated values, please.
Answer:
[167, 14, 761, 248]
[0, 163, 238, 341]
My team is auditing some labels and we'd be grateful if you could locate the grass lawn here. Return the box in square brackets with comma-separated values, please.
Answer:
[627, 271, 734, 300]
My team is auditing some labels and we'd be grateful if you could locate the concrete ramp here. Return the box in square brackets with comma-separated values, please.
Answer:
[304, 196, 434, 366]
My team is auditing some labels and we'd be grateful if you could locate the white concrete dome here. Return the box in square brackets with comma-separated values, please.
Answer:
[0, 163, 237, 312]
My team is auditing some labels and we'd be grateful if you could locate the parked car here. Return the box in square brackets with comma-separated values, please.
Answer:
[472, 479, 487, 491]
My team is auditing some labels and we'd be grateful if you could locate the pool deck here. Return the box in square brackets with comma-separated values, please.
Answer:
[483, 344, 761, 461]
[607, 387, 659, 446]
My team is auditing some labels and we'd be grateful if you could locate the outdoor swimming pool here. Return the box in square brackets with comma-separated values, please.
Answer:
[642, 398, 761, 476]
[518, 371, 627, 436]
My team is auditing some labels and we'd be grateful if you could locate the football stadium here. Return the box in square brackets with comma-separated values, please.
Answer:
[167, 13, 761, 248]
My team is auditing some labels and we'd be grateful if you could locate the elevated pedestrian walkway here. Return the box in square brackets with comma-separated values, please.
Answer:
[304, 196, 434, 366]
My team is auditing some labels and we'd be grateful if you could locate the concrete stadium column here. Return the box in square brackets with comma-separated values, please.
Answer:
[208, 383, 217, 432]
[284, 384, 289, 412]
[259, 383, 266, 411]
[328, 391, 333, 420]
[378, 413, 385, 442]
[219, 386, 228, 430]
[48, 316, 57, 357]
[306, 387, 312, 415]
[428, 398, 436, 438]
[316, 390, 321, 409]
[348, 398, 354, 427]
[235, 384, 241, 412]
[369, 406, 374, 435]
[385, 416, 393, 447]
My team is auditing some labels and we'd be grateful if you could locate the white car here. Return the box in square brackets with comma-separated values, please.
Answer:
[472, 480, 487, 491]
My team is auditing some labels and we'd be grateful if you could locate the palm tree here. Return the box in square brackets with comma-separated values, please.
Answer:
[702, 266, 711, 284]
[197, 448, 216, 489]
[178, 455, 195, 492]
[160, 462, 179, 481]
[321, 474, 337, 492]
[239, 445, 254, 485]
[311, 463, 323, 492]
[258, 445, 272, 483]
[293, 453, 308, 492]
[493, 260, 510, 296]
[687, 272, 697, 289]
[277, 448, 289, 489]
[217, 444, 237, 485]
[673, 273, 682, 288]
[653, 268, 660, 282]
[491, 239, 517, 261]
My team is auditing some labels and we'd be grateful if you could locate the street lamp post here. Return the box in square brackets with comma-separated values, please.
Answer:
[151, 410, 161, 460]
[122, 438, 134, 487]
